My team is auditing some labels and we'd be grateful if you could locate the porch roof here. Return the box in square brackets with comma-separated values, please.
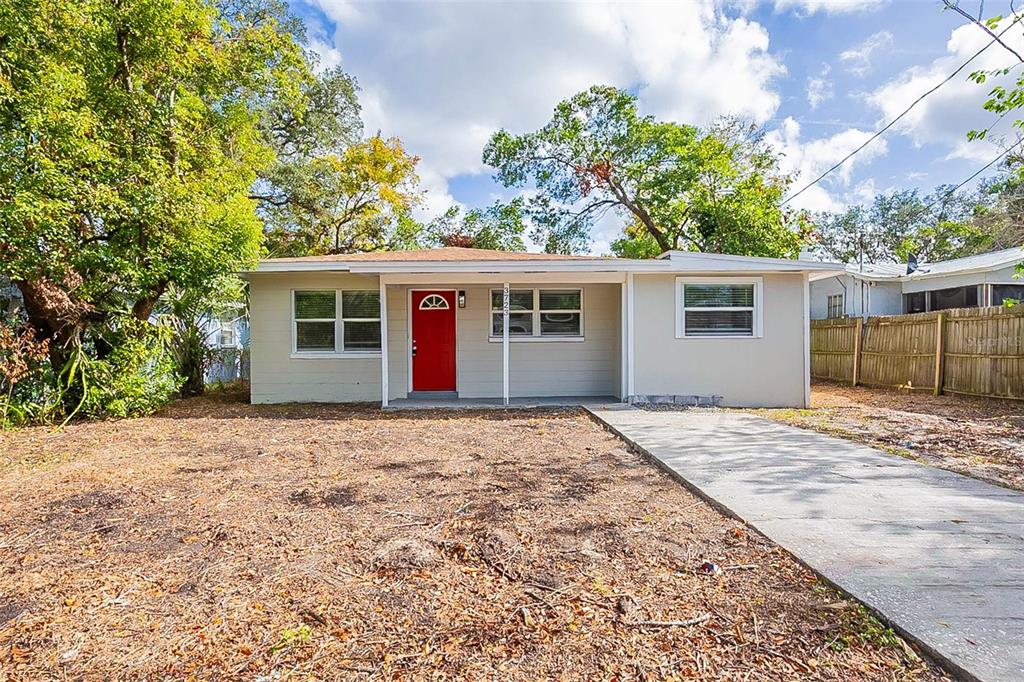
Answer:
[246, 247, 844, 277]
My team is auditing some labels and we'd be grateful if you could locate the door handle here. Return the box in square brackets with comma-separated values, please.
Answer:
[411, 340, 417, 357]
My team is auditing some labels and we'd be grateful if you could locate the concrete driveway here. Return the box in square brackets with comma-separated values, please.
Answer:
[588, 407, 1024, 682]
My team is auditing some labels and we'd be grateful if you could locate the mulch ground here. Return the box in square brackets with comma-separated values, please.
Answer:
[0, 386, 946, 680]
[759, 381, 1024, 492]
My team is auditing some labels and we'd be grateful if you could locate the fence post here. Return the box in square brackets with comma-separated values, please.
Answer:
[933, 312, 945, 396]
[852, 317, 863, 387]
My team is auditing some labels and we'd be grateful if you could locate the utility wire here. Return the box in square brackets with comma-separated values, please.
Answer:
[919, 138, 1022, 215]
[782, 16, 1023, 207]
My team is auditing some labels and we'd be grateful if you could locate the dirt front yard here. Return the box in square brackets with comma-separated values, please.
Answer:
[0, 389, 943, 680]
[760, 382, 1024, 492]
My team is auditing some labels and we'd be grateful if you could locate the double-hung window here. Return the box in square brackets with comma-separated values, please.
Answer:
[676, 278, 762, 338]
[293, 290, 381, 354]
[218, 312, 237, 347]
[826, 293, 844, 319]
[490, 288, 583, 339]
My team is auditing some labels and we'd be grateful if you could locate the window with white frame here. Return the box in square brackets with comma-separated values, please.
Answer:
[218, 312, 236, 347]
[293, 290, 381, 353]
[826, 293, 844, 319]
[676, 278, 762, 338]
[490, 288, 582, 338]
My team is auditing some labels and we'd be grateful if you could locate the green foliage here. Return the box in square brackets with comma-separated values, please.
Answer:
[77, 325, 181, 420]
[0, 0, 301, 326]
[1, 317, 181, 428]
[812, 184, 995, 264]
[261, 136, 423, 255]
[610, 225, 666, 259]
[422, 198, 527, 251]
[0, 0, 307, 421]
[156, 277, 245, 397]
[271, 624, 314, 653]
[483, 86, 808, 257]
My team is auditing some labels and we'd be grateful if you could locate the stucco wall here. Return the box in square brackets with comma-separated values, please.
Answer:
[868, 280, 904, 315]
[632, 273, 806, 407]
[810, 275, 903, 318]
[386, 283, 621, 399]
[249, 272, 383, 404]
[250, 275, 621, 403]
[809, 275, 852, 319]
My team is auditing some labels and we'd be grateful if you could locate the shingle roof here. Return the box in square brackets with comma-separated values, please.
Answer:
[264, 247, 606, 263]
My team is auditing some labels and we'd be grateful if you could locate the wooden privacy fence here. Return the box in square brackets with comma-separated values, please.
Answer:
[810, 306, 1024, 400]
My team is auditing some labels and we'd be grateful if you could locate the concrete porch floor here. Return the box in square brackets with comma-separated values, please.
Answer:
[386, 395, 625, 410]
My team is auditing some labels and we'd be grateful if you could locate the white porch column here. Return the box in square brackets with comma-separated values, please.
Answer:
[802, 272, 810, 409]
[626, 272, 635, 401]
[380, 279, 389, 408]
[502, 282, 510, 405]
[620, 279, 628, 402]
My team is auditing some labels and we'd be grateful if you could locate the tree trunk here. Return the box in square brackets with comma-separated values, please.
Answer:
[132, 281, 168, 321]
[14, 278, 89, 373]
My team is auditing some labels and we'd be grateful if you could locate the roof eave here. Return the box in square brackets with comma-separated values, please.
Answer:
[907, 260, 1023, 281]
[244, 260, 844, 276]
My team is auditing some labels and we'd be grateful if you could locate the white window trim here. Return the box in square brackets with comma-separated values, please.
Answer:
[291, 289, 383, 358]
[487, 287, 585, 342]
[826, 293, 845, 320]
[675, 277, 763, 339]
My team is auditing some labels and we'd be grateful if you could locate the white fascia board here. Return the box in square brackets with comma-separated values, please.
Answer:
[808, 269, 849, 282]
[846, 270, 903, 283]
[245, 255, 847, 276]
[906, 261, 1022, 281]
[249, 261, 354, 273]
[345, 260, 668, 274]
[663, 251, 844, 273]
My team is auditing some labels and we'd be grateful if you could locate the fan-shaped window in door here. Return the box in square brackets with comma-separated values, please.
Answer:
[419, 294, 450, 310]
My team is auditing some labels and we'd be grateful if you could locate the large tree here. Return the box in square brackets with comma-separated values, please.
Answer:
[813, 185, 994, 264]
[258, 135, 423, 256]
[0, 0, 308, 370]
[421, 198, 527, 251]
[483, 86, 808, 257]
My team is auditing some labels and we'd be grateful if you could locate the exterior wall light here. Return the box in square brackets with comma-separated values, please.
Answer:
[458, 291, 466, 308]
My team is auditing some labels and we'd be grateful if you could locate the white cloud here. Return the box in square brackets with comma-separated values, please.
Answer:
[840, 31, 894, 77]
[806, 64, 833, 108]
[766, 117, 889, 211]
[307, 0, 785, 229]
[771, 0, 887, 16]
[866, 17, 1023, 162]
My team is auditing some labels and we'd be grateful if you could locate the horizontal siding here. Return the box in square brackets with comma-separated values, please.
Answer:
[387, 283, 620, 399]
[249, 272, 382, 404]
[632, 273, 806, 407]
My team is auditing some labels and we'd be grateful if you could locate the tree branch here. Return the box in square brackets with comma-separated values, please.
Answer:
[944, 0, 1024, 62]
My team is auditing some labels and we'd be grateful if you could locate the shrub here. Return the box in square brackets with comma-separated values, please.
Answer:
[77, 328, 181, 419]
[1, 317, 182, 428]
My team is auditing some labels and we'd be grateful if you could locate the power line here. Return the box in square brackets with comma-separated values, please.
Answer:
[782, 16, 1023, 207]
[920, 138, 1022, 215]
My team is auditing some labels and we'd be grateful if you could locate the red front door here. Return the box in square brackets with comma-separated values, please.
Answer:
[411, 291, 456, 392]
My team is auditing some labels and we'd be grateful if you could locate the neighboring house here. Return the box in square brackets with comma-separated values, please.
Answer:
[1, 277, 20, 317]
[241, 247, 842, 408]
[202, 306, 250, 383]
[809, 247, 1024, 320]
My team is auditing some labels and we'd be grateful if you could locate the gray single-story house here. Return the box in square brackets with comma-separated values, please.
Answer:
[809, 247, 1024, 320]
[242, 247, 842, 408]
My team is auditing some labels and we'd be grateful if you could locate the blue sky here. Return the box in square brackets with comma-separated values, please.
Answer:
[286, 0, 1023, 253]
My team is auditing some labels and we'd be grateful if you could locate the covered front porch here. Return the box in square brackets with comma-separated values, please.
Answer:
[378, 271, 634, 407]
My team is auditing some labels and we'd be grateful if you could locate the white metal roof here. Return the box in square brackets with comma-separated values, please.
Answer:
[841, 247, 1024, 282]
